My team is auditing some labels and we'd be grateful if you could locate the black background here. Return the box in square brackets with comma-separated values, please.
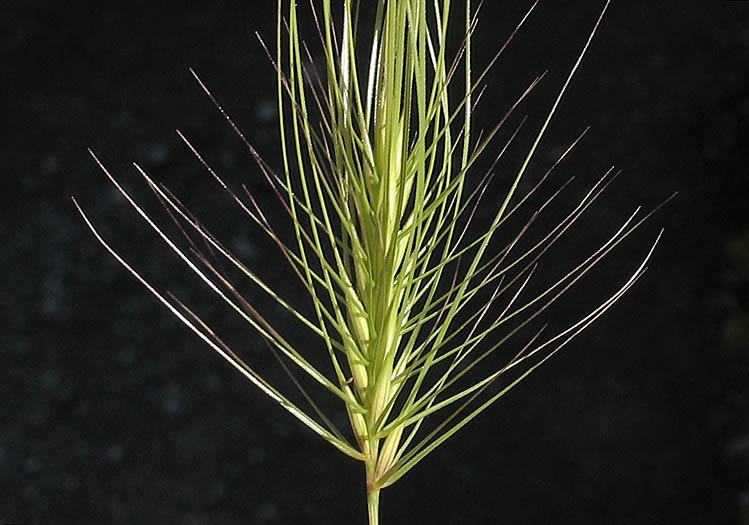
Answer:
[3, 1, 748, 523]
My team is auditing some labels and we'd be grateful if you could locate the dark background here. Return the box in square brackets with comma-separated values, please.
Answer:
[3, 1, 748, 523]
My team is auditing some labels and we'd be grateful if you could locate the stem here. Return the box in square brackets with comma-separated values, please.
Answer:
[366, 456, 380, 525]
[367, 488, 380, 525]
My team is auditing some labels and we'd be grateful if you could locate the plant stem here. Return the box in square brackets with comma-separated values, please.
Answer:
[367, 488, 380, 525]
[365, 453, 380, 525]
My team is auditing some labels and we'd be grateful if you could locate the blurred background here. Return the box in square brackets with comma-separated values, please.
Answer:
[2, 1, 748, 523]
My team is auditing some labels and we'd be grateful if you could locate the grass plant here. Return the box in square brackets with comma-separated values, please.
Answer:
[74, 1, 672, 522]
